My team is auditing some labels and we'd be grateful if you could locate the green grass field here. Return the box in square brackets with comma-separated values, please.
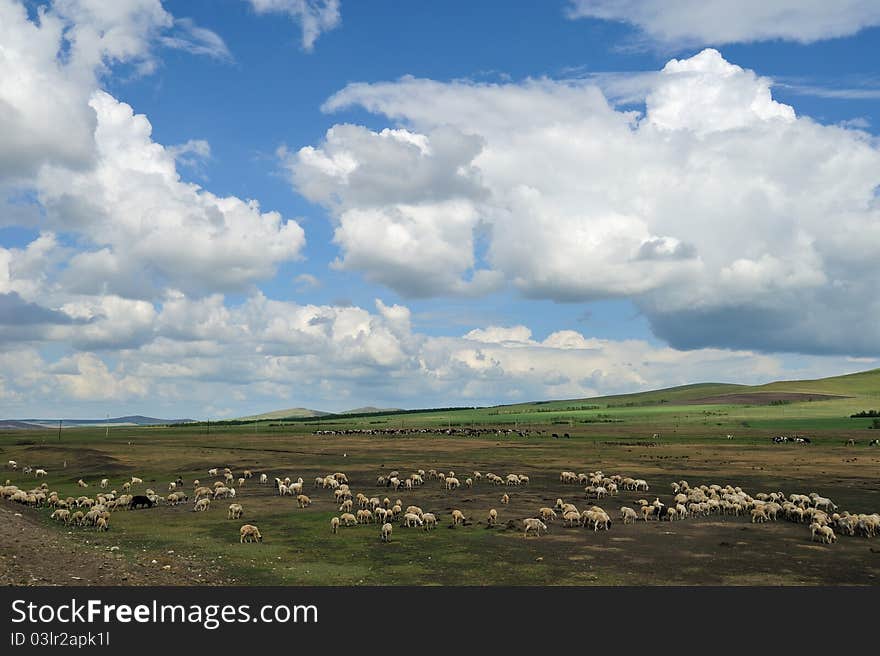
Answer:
[2, 368, 879, 586]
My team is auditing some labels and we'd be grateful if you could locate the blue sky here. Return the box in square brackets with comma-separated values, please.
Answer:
[1, 1, 879, 418]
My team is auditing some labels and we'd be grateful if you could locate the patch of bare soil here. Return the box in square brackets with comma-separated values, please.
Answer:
[0, 503, 232, 586]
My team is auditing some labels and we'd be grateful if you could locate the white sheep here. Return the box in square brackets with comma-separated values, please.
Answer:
[523, 518, 548, 537]
[488, 508, 498, 526]
[422, 513, 437, 530]
[451, 509, 466, 526]
[227, 503, 243, 519]
[240, 524, 262, 543]
[51, 509, 71, 523]
[811, 522, 837, 544]
[194, 498, 211, 512]
[403, 512, 424, 528]
[620, 506, 638, 524]
[539, 507, 557, 522]
[330, 516, 340, 534]
[381, 522, 393, 542]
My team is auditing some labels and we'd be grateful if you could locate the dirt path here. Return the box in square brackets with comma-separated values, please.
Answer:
[0, 503, 233, 586]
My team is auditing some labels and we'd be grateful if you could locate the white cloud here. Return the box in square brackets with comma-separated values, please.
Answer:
[646, 49, 795, 134]
[36, 91, 305, 296]
[281, 122, 498, 296]
[0, 1, 305, 301]
[4, 291, 860, 416]
[293, 49, 880, 356]
[566, 0, 880, 47]
[159, 18, 232, 61]
[247, 0, 340, 51]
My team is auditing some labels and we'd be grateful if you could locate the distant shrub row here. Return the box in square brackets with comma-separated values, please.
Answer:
[851, 409, 880, 418]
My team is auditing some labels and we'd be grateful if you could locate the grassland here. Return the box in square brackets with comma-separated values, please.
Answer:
[1, 369, 879, 586]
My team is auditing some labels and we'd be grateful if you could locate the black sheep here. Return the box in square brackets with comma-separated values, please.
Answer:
[129, 495, 154, 510]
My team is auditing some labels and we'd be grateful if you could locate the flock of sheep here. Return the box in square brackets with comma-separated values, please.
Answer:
[2, 458, 879, 553]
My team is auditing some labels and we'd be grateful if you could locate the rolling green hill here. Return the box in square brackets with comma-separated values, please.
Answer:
[247, 368, 880, 435]
[236, 407, 329, 421]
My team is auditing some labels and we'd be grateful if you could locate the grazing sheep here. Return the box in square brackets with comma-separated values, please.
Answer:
[523, 518, 548, 537]
[339, 499, 353, 513]
[403, 512, 424, 528]
[422, 513, 437, 530]
[488, 508, 498, 526]
[228, 503, 243, 520]
[584, 509, 611, 531]
[620, 506, 638, 524]
[811, 523, 837, 544]
[357, 509, 375, 524]
[381, 522, 393, 542]
[96, 516, 109, 531]
[340, 513, 357, 526]
[563, 510, 581, 527]
[260, 474, 268, 485]
[297, 494, 312, 508]
[194, 498, 211, 512]
[100, 479, 109, 489]
[539, 507, 557, 522]
[77, 479, 88, 488]
[240, 524, 263, 543]
[213, 486, 233, 500]
[128, 495, 154, 510]
[50, 509, 71, 523]
[330, 516, 340, 534]
[130, 477, 143, 486]
[641, 505, 655, 521]
[501, 493, 510, 505]
[208, 468, 218, 476]
[35, 469, 47, 478]
[751, 507, 768, 523]
[451, 509, 466, 526]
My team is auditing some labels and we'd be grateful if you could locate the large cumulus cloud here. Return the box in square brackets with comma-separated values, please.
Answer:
[289, 48, 880, 356]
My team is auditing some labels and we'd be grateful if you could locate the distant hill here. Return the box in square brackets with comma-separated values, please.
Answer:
[4, 416, 194, 428]
[236, 408, 330, 421]
[0, 420, 43, 429]
[341, 406, 401, 415]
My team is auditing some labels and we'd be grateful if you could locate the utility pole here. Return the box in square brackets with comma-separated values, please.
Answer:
[105, 413, 110, 440]
[57, 419, 62, 441]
